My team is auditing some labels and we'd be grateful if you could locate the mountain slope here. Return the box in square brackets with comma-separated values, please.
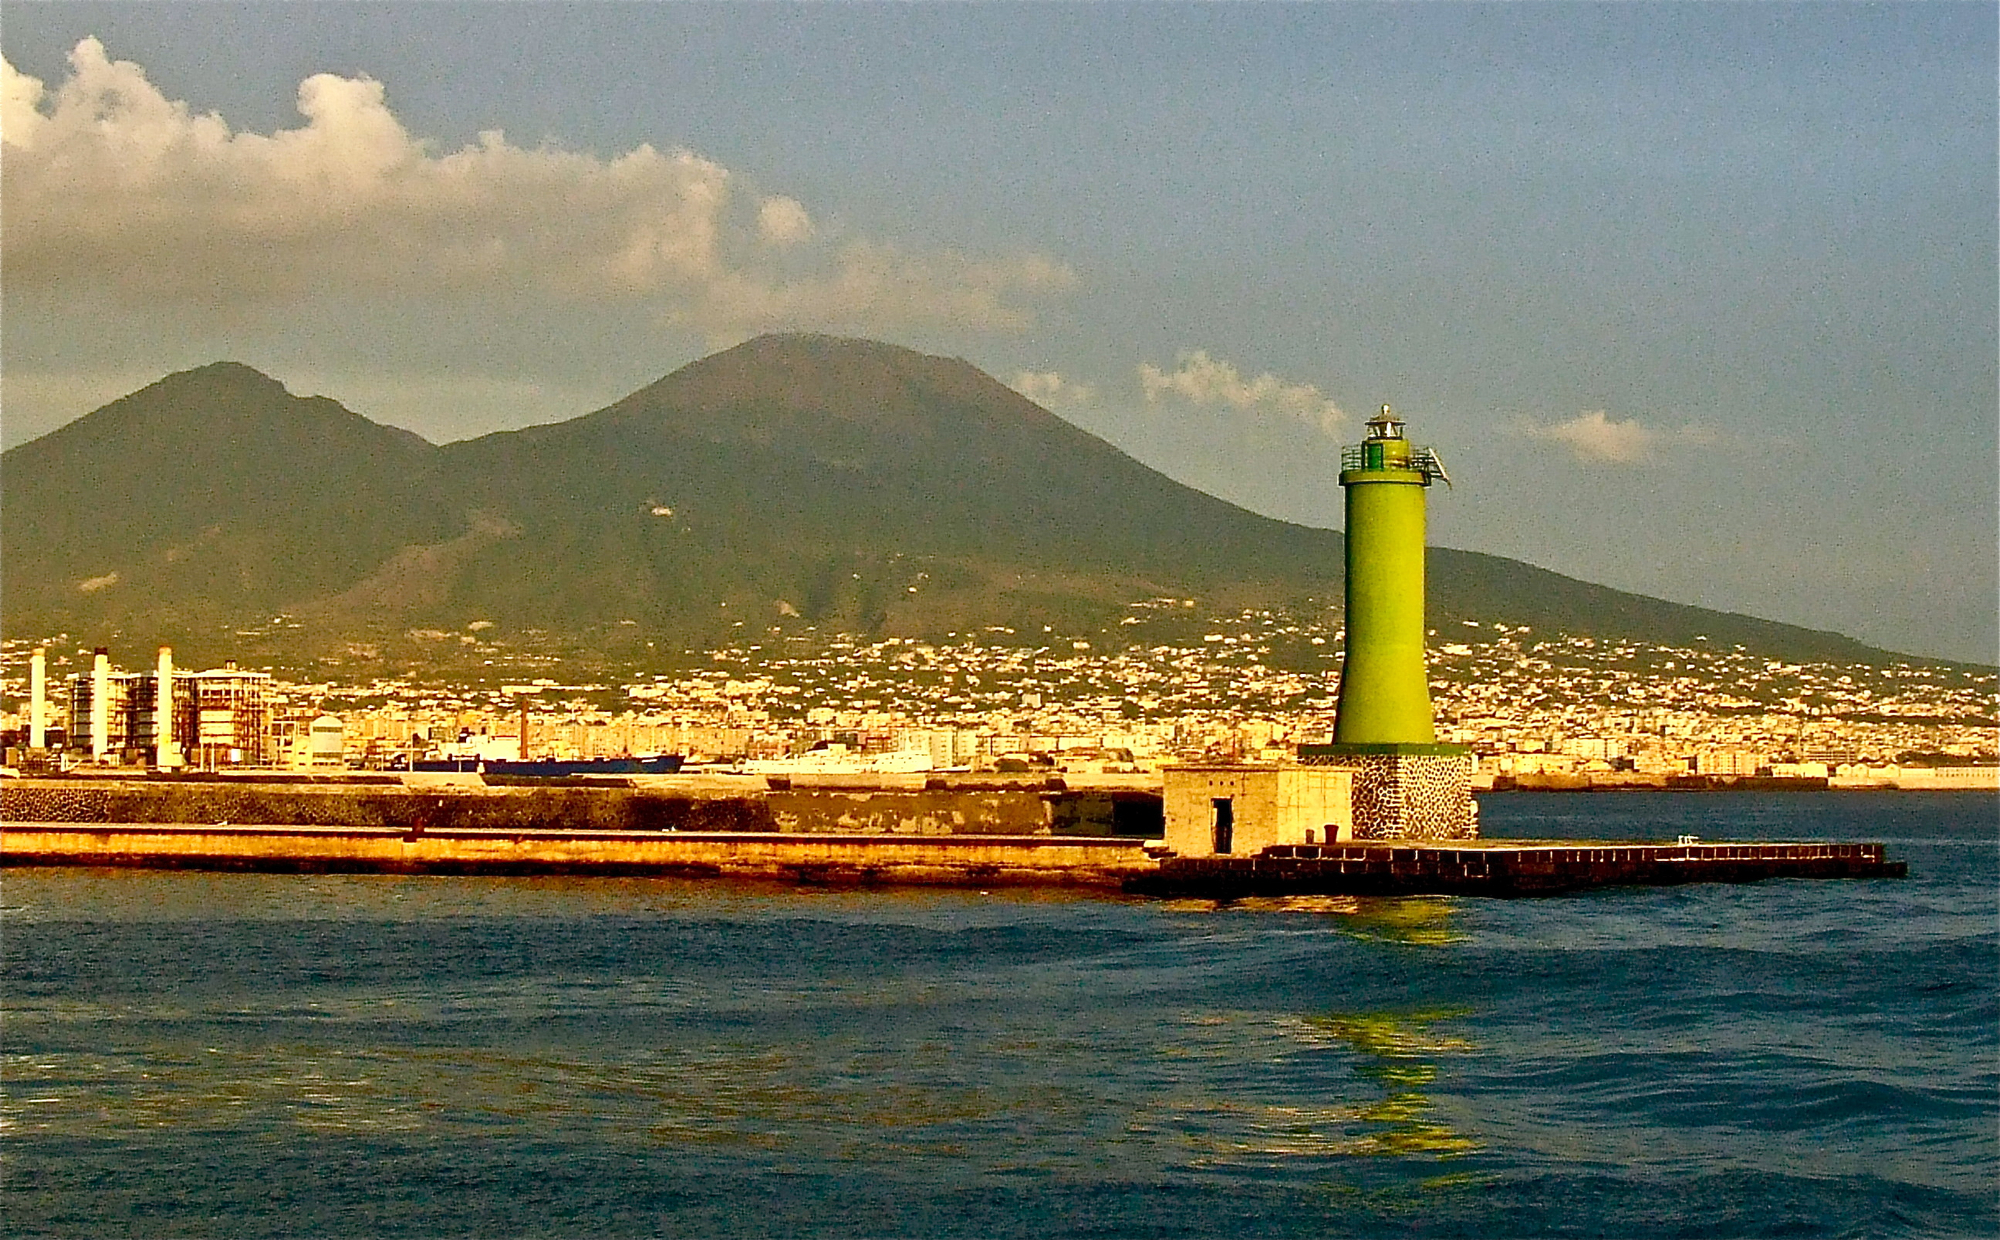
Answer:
[2, 363, 458, 631]
[425, 334, 1342, 635]
[1, 339, 1902, 666]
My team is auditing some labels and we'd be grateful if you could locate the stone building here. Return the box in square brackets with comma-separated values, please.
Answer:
[1160, 764, 1353, 857]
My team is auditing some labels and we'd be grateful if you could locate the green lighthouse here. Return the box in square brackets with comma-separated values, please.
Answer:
[1300, 406, 1478, 839]
[1332, 405, 1449, 745]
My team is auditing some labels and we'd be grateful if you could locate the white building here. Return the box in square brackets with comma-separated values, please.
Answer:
[1161, 764, 1353, 857]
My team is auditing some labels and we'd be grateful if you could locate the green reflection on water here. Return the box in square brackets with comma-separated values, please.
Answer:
[1181, 894, 1471, 947]
[1328, 896, 1470, 947]
[1308, 1008, 1478, 1159]
[1156, 896, 1480, 1165]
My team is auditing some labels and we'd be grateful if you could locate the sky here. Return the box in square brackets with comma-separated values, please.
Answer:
[2, 2, 1994, 663]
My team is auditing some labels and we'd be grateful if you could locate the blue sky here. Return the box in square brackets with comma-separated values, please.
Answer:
[2, 3, 1993, 661]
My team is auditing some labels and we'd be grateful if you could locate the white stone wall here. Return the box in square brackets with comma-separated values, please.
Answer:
[1161, 765, 1353, 856]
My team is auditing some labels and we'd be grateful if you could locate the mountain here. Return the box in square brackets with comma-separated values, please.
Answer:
[2, 362, 458, 633]
[1, 336, 1900, 668]
[426, 333, 1346, 637]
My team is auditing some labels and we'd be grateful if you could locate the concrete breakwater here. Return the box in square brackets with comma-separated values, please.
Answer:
[0, 777, 1161, 888]
[4, 819, 1909, 896]
[1, 779, 1907, 896]
[0, 776, 1153, 837]
[1, 822, 1155, 888]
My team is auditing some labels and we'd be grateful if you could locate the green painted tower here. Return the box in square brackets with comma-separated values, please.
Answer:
[1332, 406, 1450, 745]
[1302, 405, 1476, 838]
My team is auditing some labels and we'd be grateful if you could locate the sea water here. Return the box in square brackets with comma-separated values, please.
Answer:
[4, 791, 1994, 1238]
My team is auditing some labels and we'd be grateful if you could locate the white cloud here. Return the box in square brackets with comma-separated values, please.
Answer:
[683, 241, 1075, 336]
[0, 40, 1071, 335]
[1137, 350, 1343, 434]
[1517, 410, 1715, 464]
[1009, 370, 1096, 409]
[756, 196, 814, 247]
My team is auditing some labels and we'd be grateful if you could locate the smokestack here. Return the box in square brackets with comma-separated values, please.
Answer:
[29, 648, 46, 749]
[90, 647, 110, 760]
[155, 646, 179, 769]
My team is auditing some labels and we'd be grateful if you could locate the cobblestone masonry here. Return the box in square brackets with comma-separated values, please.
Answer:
[1300, 752, 1478, 840]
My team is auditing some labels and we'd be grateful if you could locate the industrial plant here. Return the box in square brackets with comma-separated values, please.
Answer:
[20, 645, 337, 772]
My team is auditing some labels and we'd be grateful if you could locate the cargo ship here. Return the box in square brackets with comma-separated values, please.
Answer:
[401, 755, 686, 777]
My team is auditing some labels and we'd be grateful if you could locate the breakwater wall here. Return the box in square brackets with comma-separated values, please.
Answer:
[0, 822, 1154, 888]
[1130, 840, 1906, 898]
[0, 777, 1115, 837]
[2, 780, 1907, 896]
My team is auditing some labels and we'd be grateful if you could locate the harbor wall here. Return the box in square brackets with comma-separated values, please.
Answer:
[1, 779, 1908, 897]
[0, 778, 1104, 837]
[0, 822, 1155, 888]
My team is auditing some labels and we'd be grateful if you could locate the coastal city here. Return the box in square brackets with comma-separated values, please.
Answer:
[6, 601, 1994, 791]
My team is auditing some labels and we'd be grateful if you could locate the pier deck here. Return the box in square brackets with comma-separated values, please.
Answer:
[1128, 840, 1905, 897]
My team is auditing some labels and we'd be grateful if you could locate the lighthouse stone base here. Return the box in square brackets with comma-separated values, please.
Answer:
[1297, 744, 1478, 840]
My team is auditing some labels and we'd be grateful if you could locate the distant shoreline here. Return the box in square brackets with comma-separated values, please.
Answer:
[1480, 772, 1997, 794]
[7, 768, 1995, 795]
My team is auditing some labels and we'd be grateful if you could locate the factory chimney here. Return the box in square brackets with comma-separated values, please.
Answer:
[90, 647, 111, 760]
[155, 646, 181, 769]
[29, 648, 47, 750]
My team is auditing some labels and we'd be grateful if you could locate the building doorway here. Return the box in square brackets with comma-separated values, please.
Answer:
[1211, 797, 1234, 854]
